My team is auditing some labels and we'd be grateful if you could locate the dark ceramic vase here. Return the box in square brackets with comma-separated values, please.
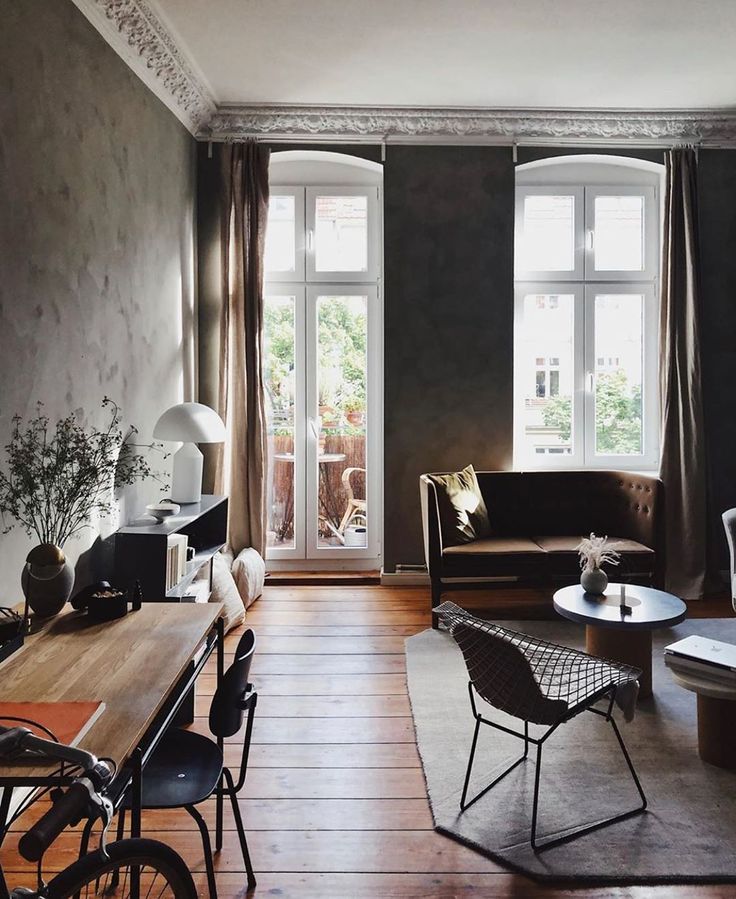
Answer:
[21, 547, 75, 618]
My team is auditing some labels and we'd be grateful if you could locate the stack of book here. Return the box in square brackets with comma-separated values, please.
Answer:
[664, 635, 736, 685]
[166, 534, 189, 591]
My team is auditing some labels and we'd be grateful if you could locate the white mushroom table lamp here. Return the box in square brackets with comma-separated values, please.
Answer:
[153, 402, 226, 504]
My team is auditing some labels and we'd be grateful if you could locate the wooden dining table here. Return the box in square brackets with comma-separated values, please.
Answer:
[0, 602, 224, 882]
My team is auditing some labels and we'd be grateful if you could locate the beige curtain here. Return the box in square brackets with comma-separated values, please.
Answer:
[214, 141, 270, 556]
[659, 148, 707, 599]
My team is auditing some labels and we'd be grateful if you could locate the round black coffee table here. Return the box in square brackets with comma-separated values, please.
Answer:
[553, 583, 687, 698]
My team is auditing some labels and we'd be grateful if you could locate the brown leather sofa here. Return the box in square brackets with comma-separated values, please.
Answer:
[420, 470, 664, 627]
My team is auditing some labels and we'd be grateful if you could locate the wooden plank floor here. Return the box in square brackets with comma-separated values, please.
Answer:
[2, 585, 732, 898]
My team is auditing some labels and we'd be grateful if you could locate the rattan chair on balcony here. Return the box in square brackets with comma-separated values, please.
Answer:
[436, 601, 647, 851]
[338, 466, 367, 534]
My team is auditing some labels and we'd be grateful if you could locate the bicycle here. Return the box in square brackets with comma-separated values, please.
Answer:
[0, 724, 196, 899]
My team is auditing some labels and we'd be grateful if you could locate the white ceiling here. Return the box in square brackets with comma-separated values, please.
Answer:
[154, 0, 736, 110]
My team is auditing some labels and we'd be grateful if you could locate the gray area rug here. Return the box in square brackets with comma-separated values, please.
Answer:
[406, 618, 736, 884]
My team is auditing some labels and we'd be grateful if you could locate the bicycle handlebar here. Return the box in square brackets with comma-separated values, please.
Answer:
[18, 782, 93, 862]
[0, 725, 114, 861]
[0, 725, 98, 772]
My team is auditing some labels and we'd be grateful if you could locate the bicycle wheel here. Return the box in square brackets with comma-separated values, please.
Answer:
[45, 838, 196, 899]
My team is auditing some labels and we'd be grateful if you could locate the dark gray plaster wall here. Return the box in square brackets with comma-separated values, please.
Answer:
[196, 143, 223, 493]
[0, 0, 196, 586]
[382, 146, 515, 571]
[698, 150, 736, 571]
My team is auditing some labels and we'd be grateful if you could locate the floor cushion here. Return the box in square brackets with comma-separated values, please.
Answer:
[205, 551, 245, 632]
[231, 547, 265, 610]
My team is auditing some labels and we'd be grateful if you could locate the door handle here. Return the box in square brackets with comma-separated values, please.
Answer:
[309, 417, 321, 441]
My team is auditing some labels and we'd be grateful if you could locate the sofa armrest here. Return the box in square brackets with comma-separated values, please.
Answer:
[611, 472, 665, 586]
[419, 475, 443, 578]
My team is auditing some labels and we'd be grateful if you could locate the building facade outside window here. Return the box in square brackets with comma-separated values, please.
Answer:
[514, 156, 663, 470]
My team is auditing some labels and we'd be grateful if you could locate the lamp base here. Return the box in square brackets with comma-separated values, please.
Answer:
[170, 442, 204, 504]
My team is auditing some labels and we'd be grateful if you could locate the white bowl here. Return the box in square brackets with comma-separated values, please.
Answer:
[146, 502, 180, 523]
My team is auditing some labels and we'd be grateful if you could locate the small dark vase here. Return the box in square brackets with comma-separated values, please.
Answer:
[21, 544, 75, 619]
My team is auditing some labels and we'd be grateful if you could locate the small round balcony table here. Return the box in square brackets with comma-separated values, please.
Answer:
[553, 583, 687, 698]
[669, 669, 736, 770]
[273, 451, 348, 541]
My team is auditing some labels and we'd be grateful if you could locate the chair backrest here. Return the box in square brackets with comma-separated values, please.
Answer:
[437, 602, 568, 725]
[342, 466, 366, 503]
[209, 628, 256, 738]
[723, 508, 736, 610]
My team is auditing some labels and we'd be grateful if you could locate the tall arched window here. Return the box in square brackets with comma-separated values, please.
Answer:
[514, 155, 663, 470]
[263, 151, 383, 567]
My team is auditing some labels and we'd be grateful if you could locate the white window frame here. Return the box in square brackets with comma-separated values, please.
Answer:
[263, 284, 306, 561]
[514, 161, 661, 472]
[583, 283, 659, 469]
[263, 155, 383, 569]
[305, 284, 381, 560]
[514, 283, 585, 469]
[264, 187, 305, 282]
[585, 186, 658, 282]
[306, 186, 380, 283]
[514, 186, 585, 282]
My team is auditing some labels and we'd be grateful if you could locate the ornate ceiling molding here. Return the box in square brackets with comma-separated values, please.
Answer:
[68, 3, 736, 147]
[70, 0, 215, 133]
[205, 104, 736, 146]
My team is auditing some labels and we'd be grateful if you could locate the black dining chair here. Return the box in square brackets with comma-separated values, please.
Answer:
[114, 628, 258, 897]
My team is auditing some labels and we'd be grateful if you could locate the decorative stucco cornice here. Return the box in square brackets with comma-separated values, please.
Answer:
[70, 0, 215, 133]
[68, 2, 736, 147]
[204, 104, 736, 147]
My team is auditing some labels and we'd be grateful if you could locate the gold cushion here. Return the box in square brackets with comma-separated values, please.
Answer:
[428, 464, 491, 546]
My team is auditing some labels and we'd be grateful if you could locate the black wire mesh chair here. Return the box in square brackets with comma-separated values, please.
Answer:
[436, 601, 647, 851]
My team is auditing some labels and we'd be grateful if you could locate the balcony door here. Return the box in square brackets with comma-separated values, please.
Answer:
[263, 173, 382, 566]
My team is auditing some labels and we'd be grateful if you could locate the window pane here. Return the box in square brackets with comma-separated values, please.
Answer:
[265, 196, 296, 273]
[315, 196, 368, 272]
[517, 293, 574, 457]
[316, 295, 368, 548]
[594, 195, 644, 271]
[264, 295, 296, 549]
[521, 195, 575, 272]
[594, 294, 643, 455]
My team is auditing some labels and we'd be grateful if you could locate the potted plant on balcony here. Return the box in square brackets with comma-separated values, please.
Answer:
[0, 398, 162, 618]
[344, 396, 365, 428]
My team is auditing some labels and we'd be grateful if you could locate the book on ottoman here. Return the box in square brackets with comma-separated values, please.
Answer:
[664, 635, 736, 683]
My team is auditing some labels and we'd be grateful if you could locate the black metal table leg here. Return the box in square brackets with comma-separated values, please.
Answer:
[215, 616, 224, 852]
[0, 787, 11, 899]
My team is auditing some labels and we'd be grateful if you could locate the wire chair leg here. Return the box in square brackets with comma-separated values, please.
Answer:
[530, 742, 544, 850]
[186, 804, 218, 899]
[460, 716, 530, 812]
[530, 716, 647, 852]
[609, 715, 648, 811]
[223, 766, 256, 890]
[460, 715, 482, 810]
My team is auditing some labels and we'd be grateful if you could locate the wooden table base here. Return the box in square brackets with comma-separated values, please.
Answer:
[697, 694, 736, 770]
[586, 626, 653, 698]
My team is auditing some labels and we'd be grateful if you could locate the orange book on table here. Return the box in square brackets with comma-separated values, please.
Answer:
[0, 701, 105, 747]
